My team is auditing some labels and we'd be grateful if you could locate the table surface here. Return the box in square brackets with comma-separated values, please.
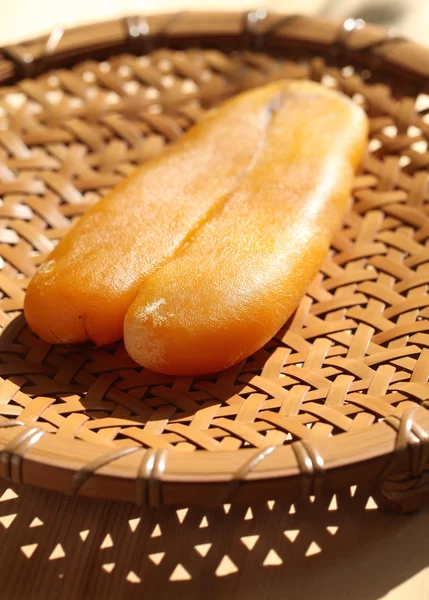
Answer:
[1, 480, 429, 599]
[1, 1, 429, 599]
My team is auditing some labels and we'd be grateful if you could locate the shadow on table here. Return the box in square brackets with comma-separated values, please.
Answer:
[0, 480, 427, 600]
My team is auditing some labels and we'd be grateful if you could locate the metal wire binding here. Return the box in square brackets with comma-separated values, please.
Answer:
[136, 448, 168, 506]
[292, 439, 325, 497]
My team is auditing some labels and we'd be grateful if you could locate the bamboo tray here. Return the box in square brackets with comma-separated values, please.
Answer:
[0, 11, 429, 510]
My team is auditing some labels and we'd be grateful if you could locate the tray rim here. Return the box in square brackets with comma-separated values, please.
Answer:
[1, 10, 429, 507]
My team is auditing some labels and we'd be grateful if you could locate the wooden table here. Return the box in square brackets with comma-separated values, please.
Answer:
[1, 479, 429, 599]
[1, 1, 429, 598]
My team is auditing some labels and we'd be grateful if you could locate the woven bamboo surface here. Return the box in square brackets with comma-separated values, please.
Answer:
[0, 11, 429, 508]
